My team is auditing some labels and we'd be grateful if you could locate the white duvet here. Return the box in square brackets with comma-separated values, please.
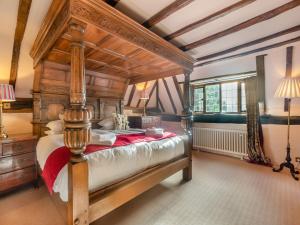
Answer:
[37, 131, 185, 202]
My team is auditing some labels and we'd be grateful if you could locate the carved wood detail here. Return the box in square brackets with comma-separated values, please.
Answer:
[30, 0, 70, 67]
[69, 0, 194, 70]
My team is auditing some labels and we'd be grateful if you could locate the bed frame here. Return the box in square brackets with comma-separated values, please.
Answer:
[30, 1, 194, 225]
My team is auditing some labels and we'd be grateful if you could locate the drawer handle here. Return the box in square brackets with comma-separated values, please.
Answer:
[15, 144, 23, 151]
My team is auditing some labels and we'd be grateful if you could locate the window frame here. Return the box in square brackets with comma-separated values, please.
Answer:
[192, 80, 246, 114]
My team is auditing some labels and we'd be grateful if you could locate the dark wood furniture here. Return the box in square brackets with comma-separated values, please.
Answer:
[128, 116, 161, 129]
[0, 134, 37, 193]
[30, 1, 193, 225]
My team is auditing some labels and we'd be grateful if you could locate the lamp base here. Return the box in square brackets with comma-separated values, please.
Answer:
[0, 131, 8, 139]
[273, 146, 299, 180]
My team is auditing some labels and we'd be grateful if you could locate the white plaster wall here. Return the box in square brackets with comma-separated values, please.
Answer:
[191, 43, 300, 166]
[3, 113, 32, 135]
[158, 79, 174, 114]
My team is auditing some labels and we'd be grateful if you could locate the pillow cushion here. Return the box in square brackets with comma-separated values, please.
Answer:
[46, 120, 64, 134]
[98, 118, 114, 130]
[113, 113, 129, 130]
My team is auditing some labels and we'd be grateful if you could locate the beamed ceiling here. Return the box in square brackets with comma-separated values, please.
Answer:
[1, 0, 300, 97]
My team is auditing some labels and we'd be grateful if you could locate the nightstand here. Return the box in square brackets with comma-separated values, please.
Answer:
[128, 116, 161, 129]
[0, 134, 38, 193]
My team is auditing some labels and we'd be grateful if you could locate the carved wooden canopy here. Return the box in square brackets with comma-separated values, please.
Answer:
[30, 0, 194, 85]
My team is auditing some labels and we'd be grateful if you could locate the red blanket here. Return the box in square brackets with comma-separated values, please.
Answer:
[42, 132, 176, 193]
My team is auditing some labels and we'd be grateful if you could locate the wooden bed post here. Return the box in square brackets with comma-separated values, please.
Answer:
[64, 22, 91, 225]
[182, 71, 193, 181]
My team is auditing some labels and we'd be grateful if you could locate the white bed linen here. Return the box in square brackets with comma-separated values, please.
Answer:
[37, 131, 185, 202]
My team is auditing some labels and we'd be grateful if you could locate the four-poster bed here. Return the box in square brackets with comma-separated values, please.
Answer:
[30, 0, 194, 225]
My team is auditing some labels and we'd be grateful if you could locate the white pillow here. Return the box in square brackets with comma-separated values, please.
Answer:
[46, 120, 64, 134]
[98, 118, 114, 130]
[58, 112, 64, 120]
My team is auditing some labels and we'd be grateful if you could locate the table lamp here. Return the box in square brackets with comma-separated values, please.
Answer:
[140, 90, 149, 116]
[136, 82, 150, 116]
[0, 84, 16, 138]
[273, 77, 300, 180]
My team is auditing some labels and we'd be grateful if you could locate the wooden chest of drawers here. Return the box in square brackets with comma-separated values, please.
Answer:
[128, 116, 161, 129]
[0, 134, 37, 193]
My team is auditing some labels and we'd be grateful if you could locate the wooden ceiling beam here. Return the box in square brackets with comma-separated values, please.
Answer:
[164, 0, 255, 41]
[197, 24, 300, 61]
[142, 0, 194, 29]
[180, 1, 300, 51]
[195, 36, 300, 67]
[9, 0, 32, 87]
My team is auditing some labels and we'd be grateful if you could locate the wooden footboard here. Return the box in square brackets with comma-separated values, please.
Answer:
[46, 155, 190, 224]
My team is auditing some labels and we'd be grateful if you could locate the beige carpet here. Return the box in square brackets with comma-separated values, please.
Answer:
[1, 151, 300, 225]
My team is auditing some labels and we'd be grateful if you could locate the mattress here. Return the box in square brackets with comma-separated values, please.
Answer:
[36, 131, 185, 202]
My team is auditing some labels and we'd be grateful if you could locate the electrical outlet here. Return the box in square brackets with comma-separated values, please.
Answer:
[295, 157, 300, 163]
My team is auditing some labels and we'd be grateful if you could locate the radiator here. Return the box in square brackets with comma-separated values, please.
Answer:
[193, 127, 248, 158]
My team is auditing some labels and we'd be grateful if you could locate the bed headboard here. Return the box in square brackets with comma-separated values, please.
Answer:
[32, 61, 127, 137]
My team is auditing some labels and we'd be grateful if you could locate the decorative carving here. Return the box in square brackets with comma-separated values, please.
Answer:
[31, 1, 69, 67]
[64, 22, 91, 157]
[70, 0, 193, 70]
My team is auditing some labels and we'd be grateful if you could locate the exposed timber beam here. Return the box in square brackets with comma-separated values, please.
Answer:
[158, 97, 165, 112]
[286, 46, 293, 78]
[164, 0, 255, 41]
[162, 78, 177, 114]
[180, 1, 300, 51]
[195, 36, 300, 67]
[105, 0, 120, 7]
[126, 85, 136, 107]
[197, 25, 300, 61]
[172, 76, 184, 108]
[9, 0, 32, 87]
[142, 0, 194, 28]
[145, 81, 158, 107]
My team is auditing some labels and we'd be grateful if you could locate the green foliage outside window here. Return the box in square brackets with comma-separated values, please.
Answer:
[205, 84, 220, 113]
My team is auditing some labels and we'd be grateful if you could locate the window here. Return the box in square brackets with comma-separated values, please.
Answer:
[193, 81, 246, 114]
[205, 84, 220, 112]
[221, 82, 238, 113]
[193, 88, 203, 112]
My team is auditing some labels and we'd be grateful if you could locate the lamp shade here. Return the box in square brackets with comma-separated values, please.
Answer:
[135, 82, 151, 91]
[274, 77, 300, 98]
[0, 84, 15, 102]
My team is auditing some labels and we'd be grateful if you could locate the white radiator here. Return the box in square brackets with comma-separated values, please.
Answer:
[193, 127, 248, 158]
